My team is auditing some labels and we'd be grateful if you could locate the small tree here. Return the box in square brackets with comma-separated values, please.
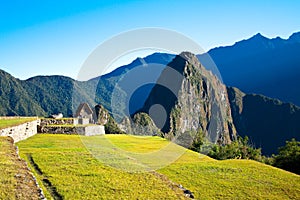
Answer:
[190, 130, 205, 152]
[273, 138, 300, 174]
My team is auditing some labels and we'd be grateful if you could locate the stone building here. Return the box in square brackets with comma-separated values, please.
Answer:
[74, 103, 95, 124]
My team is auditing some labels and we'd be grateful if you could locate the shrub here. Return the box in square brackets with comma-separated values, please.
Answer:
[206, 136, 262, 161]
[273, 138, 300, 174]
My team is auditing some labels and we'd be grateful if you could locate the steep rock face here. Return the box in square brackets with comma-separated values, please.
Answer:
[141, 52, 236, 146]
[94, 104, 124, 134]
[227, 87, 300, 155]
[118, 113, 162, 136]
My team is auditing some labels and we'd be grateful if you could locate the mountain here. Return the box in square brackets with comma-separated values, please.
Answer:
[1, 42, 300, 156]
[198, 32, 300, 106]
[0, 70, 46, 116]
[132, 52, 237, 147]
[0, 70, 96, 117]
[94, 52, 175, 119]
[228, 87, 300, 155]
[0, 53, 175, 117]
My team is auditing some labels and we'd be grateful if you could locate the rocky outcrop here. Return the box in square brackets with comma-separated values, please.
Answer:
[119, 113, 162, 136]
[139, 52, 236, 147]
[95, 104, 124, 134]
[95, 104, 110, 125]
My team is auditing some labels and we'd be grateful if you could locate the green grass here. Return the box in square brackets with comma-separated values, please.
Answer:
[16, 134, 300, 199]
[17, 134, 185, 199]
[0, 117, 36, 129]
[0, 136, 40, 199]
[0, 137, 17, 198]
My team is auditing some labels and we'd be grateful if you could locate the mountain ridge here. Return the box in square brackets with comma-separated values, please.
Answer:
[1, 32, 300, 155]
[199, 31, 300, 106]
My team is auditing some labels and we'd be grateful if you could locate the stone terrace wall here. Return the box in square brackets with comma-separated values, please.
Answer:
[85, 125, 105, 136]
[40, 118, 77, 126]
[38, 125, 105, 136]
[0, 119, 40, 143]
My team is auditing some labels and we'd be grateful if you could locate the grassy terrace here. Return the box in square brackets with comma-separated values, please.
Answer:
[16, 134, 300, 199]
[0, 117, 37, 129]
[0, 137, 39, 199]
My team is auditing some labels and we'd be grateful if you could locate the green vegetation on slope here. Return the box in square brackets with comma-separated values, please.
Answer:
[16, 134, 300, 199]
[273, 138, 300, 175]
[0, 69, 96, 117]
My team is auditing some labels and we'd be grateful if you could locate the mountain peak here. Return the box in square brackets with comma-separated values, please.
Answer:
[289, 31, 300, 43]
[250, 33, 268, 41]
[178, 51, 201, 67]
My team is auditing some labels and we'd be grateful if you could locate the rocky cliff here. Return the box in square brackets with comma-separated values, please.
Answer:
[136, 52, 236, 147]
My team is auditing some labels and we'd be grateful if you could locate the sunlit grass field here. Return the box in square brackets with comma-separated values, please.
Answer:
[17, 134, 300, 199]
[0, 117, 36, 129]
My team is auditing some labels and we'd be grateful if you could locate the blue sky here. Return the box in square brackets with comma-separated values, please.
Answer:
[0, 0, 299, 80]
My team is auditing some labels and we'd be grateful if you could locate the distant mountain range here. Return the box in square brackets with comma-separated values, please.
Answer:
[199, 31, 300, 106]
[1, 32, 300, 154]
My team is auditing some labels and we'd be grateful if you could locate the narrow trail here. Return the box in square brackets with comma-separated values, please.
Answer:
[27, 153, 63, 200]
[151, 171, 195, 199]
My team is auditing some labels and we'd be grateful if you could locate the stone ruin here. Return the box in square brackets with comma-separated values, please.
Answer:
[38, 103, 105, 135]
[74, 103, 96, 125]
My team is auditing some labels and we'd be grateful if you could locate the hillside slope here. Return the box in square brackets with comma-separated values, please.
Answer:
[16, 134, 300, 200]
[0, 70, 46, 116]
[228, 87, 300, 155]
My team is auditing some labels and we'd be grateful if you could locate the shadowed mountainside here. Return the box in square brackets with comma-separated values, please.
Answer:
[228, 87, 300, 155]
[133, 52, 237, 147]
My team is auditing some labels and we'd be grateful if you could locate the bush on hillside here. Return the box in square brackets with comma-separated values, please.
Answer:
[273, 138, 300, 175]
[207, 136, 262, 161]
[190, 134, 262, 161]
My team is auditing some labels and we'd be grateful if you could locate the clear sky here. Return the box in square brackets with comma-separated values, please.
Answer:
[0, 0, 299, 80]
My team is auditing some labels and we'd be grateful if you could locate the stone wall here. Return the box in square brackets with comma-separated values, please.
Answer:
[84, 125, 105, 136]
[38, 125, 105, 136]
[0, 119, 40, 143]
[39, 118, 77, 126]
